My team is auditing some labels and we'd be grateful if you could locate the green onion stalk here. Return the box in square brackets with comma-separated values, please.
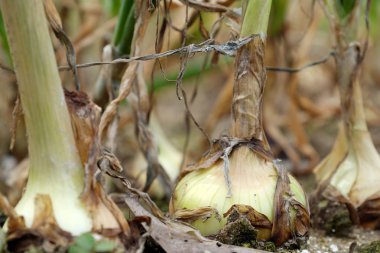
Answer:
[0, 0, 129, 243]
[94, 0, 135, 104]
[312, 0, 380, 233]
[170, 0, 310, 247]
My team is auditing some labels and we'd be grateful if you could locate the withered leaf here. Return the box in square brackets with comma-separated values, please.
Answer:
[9, 96, 22, 151]
[65, 90, 101, 165]
[178, 0, 229, 12]
[271, 163, 310, 246]
[357, 191, 380, 229]
[0, 192, 26, 232]
[172, 207, 221, 223]
[112, 189, 267, 253]
[224, 204, 272, 229]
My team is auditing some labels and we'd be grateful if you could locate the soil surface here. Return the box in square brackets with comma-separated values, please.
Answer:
[291, 228, 380, 253]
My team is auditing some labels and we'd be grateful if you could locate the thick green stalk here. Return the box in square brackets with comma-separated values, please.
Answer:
[232, 0, 272, 139]
[241, 0, 272, 38]
[0, 11, 11, 64]
[112, 0, 135, 56]
[116, 2, 135, 56]
[0, 0, 91, 234]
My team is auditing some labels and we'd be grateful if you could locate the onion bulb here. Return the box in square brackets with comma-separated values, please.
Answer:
[171, 145, 308, 243]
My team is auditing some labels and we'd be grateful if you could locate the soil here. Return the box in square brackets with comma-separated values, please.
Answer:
[296, 228, 380, 253]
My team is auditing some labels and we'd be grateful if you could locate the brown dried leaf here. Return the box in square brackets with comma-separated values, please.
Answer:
[112, 191, 268, 253]
[80, 119, 131, 237]
[98, 62, 137, 142]
[82, 182, 129, 237]
[65, 90, 101, 164]
[0, 193, 25, 232]
[271, 164, 310, 246]
[224, 204, 272, 230]
[9, 96, 22, 151]
[97, 147, 123, 174]
[172, 207, 221, 223]
[178, 0, 229, 12]
[65, 91, 132, 239]
[358, 191, 380, 229]
[43, 0, 62, 32]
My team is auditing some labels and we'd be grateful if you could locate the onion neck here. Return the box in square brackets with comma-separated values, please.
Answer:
[1, 0, 85, 215]
[336, 45, 367, 140]
[232, 0, 272, 140]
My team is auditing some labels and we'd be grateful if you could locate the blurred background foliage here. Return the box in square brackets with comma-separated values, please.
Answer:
[0, 0, 379, 218]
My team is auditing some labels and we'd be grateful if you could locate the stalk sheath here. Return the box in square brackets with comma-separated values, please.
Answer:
[232, 0, 272, 140]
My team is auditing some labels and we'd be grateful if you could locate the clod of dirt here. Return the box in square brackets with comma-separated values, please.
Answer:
[356, 240, 380, 253]
[216, 217, 276, 251]
[312, 198, 353, 236]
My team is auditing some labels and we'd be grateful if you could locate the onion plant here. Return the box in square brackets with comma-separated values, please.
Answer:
[0, 0, 128, 242]
[170, 0, 310, 247]
[313, 0, 380, 233]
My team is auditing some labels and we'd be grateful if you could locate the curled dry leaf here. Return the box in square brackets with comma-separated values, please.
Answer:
[65, 90, 131, 237]
[98, 61, 137, 142]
